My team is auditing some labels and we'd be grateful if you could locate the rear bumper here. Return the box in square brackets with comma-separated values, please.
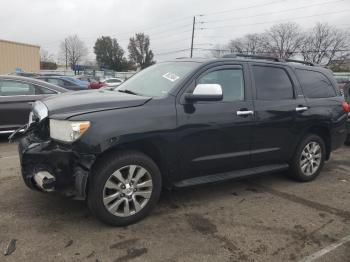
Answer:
[18, 132, 95, 200]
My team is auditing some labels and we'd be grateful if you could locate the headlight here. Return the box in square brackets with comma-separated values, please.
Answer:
[49, 119, 90, 142]
[32, 101, 48, 122]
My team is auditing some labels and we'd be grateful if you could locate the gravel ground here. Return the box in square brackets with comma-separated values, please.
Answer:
[0, 136, 349, 262]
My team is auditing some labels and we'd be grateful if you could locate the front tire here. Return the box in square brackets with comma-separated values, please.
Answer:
[87, 151, 162, 226]
[289, 134, 326, 182]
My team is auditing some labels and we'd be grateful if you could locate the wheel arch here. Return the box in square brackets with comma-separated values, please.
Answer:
[87, 139, 170, 193]
[302, 125, 331, 160]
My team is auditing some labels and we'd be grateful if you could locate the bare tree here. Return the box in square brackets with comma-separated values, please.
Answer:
[209, 44, 230, 58]
[40, 49, 57, 70]
[265, 22, 304, 59]
[60, 35, 88, 70]
[227, 33, 267, 55]
[300, 23, 349, 65]
[40, 49, 54, 62]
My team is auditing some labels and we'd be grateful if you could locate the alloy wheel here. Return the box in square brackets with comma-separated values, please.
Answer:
[103, 165, 153, 217]
[299, 141, 322, 176]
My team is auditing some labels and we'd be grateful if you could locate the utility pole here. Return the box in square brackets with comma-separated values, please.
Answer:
[65, 39, 68, 70]
[190, 16, 195, 58]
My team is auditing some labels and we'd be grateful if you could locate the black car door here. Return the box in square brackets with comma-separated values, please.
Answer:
[249, 63, 308, 166]
[176, 63, 254, 180]
[0, 79, 56, 132]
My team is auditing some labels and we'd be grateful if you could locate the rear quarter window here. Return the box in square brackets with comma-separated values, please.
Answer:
[296, 69, 336, 98]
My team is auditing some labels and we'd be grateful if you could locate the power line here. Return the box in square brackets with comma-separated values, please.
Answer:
[154, 48, 190, 56]
[38, 0, 289, 48]
[193, 48, 350, 54]
[41, 23, 194, 48]
[202, 0, 345, 24]
[198, 0, 283, 16]
[204, 9, 350, 30]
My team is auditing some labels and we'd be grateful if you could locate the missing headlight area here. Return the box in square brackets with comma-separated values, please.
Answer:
[18, 129, 96, 200]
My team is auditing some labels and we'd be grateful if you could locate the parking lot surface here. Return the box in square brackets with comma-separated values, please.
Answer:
[0, 136, 349, 262]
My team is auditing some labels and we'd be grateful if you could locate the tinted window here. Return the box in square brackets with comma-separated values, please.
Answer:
[198, 69, 244, 102]
[253, 66, 293, 100]
[296, 69, 336, 98]
[0, 80, 35, 96]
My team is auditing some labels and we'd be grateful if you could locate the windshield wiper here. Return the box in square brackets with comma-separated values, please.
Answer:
[118, 89, 140, 96]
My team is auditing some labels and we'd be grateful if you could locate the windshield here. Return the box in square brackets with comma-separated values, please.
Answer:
[115, 62, 199, 97]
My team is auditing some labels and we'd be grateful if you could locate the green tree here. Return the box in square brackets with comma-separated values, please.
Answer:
[128, 33, 155, 69]
[94, 36, 129, 71]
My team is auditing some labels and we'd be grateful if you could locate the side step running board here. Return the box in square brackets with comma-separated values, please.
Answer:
[174, 164, 289, 188]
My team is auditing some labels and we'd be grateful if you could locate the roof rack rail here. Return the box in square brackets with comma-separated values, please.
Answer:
[222, 53, 282, 62]
[284, 59, 314, 66]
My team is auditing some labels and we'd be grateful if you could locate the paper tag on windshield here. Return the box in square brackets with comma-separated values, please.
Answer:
[162, 72, 180, 82]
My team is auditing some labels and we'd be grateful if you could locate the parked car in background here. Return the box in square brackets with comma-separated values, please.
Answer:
[101, 77, 124, 87]
[342, 81, 350, 145]
[40, 73, 63, 77]
[346, 116, 350, 145]
[89, 79, 107, 89]
[76, 75, 94, 83]
[13, 55, 348, 226]
[0, 75, 67, 134]
[36, 76, 89, 91]
[9, 72, 40, 77]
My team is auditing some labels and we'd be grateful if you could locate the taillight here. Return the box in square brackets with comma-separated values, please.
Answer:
[342, 102, 350, 113]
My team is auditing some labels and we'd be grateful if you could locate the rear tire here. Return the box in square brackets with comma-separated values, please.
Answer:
[289, 134, 326, 182]
[87, 151, 162, 226]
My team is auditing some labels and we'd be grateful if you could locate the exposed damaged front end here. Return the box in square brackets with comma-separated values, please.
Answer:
[13, 102, 96, 200]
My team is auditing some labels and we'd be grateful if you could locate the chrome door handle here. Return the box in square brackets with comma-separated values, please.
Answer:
[237, 110, 254, 116]
[295, 106, 308, 112]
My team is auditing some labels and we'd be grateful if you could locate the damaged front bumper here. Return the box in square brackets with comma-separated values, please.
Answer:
[18, 130, 96, 200]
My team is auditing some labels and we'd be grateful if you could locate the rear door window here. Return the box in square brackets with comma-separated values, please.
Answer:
[296, 69, 336, 98]
[0, 80, 35, 96]
[47, 78, 65, 87]
[253, 65, 294, 100]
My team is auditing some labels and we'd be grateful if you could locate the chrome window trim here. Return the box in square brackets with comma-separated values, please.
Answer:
[0, 130, 16, 134]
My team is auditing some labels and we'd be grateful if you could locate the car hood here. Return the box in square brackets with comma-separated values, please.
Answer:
[42, 89, 152, 119]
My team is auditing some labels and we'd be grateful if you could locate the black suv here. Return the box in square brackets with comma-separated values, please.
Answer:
[13, 55, 349, 226]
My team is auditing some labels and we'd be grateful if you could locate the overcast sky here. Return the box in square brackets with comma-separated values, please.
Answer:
[1, 0, 349, 63]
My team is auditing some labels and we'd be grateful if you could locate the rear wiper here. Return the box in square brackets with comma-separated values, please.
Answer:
[118, 89, 140, 96]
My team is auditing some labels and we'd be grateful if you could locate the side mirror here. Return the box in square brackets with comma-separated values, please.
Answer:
[185, 84, 223, 101]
